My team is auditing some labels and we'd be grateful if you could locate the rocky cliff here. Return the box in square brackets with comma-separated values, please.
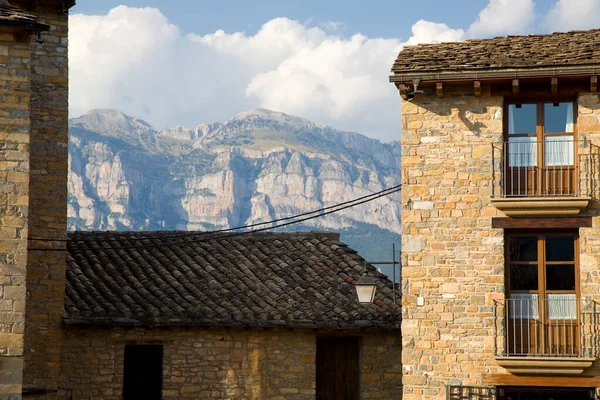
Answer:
[68, 109, 401, 260]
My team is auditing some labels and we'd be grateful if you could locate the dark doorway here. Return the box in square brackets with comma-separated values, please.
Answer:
[123, 344, 163, 400]
[316, 336, 360, 400]
[498, 387, 595, 400]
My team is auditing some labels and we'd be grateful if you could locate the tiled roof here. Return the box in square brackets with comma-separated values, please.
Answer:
[64, 231, 400, 329]
[392, 29, 600, 74]
[0, 1, 49, 30]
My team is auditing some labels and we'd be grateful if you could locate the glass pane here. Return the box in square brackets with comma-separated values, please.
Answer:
[509, 293, 539, 319]
[508, 104, 537, 134]
[509, 236, 538, 262]
[547, 293, 576, 319]
[544, 136, 573, 166]
[544, 102, 574, 133]
[508, 137, 537, 167]
[546, 235, 575, 261]
[546, 264, 575, 291]
[510, 264, 538, 290]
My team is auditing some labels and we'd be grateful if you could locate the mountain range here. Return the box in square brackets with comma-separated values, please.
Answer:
[67, 108, 401, 264]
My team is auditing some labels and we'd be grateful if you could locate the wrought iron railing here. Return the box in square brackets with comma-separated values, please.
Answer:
[491, 140, 600, 198]
[493, 298, 600, 358]
[447, 385, 496, 400]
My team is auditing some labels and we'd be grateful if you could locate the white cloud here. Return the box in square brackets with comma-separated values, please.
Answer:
[68, 7, 466, 142]
[404, 20, 464, 45]
[467, 0, 535, 38]
[545, 0, 600, 32]
[320, 21, 344, 31]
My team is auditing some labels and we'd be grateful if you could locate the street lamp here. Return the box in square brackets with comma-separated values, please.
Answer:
[355, 265, 377, 304]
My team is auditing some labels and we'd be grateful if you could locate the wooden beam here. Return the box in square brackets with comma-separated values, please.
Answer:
[591, 76, 598, 93]
[492, 217, 592, 229]
[512, 79, 519, 95]
[474, 80, 481, 97]
[484, 374, 600, 387]
[398, 83, 408, 100]
[551, 77, 558, 95]
[436, 82, 443, 98]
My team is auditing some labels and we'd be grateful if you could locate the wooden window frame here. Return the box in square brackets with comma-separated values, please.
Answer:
[505, 231, 580, 301]
[503, 99, 579, 197]
[503, 98, 578, 144]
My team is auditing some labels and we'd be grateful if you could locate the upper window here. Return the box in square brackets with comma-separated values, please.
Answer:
[505, 102, 577, 196]
[508, 102, 574, 136]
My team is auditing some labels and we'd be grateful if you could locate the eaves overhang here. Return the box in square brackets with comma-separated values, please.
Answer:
[0, 18, 49, 31]
[389, 65, 600, 86]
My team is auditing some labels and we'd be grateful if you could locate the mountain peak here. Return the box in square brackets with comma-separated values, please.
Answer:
[71, 109, 155, 137]
[230, 108, 316, 128]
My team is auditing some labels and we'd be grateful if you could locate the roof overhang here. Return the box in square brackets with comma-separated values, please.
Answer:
[11, 0, 76, 13]
[390, 65, 600, 86]
[0, 18, 49, 31]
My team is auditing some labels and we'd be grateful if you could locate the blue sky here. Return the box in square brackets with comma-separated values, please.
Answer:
[72, 1, 559, 42]
[68, 1, 600, 142]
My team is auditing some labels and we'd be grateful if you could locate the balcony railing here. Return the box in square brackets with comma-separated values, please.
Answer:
[493, 298, 600, 359]
[491, 139, 600, 199]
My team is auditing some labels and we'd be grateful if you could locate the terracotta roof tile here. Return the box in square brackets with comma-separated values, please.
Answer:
[392, 29, 600, 74]
[64, 231, 400, 329]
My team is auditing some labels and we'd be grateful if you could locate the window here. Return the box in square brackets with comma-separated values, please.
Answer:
[505, 101, 577, 196]
[123, 344, 163, 400]
[505, 232, 579, 356]
[507, 101, 575, 167]
[507, 232, 578, 318]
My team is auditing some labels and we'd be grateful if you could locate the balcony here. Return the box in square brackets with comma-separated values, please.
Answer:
[493, 298, 600, 374]
[491, 139, 598, 217]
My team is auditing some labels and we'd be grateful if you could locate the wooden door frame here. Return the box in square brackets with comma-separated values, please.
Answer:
[504, 231, 580, 356]
[503, 99, 578, 196]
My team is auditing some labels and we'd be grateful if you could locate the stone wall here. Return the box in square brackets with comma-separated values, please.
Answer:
[0, 31, 31, 399]
[400, 87, 506, 400]
[58, 326, 402, 399]
[575, 93, 600, 378]
[21, 6, 70, 396]
[401, 88, 600, 399]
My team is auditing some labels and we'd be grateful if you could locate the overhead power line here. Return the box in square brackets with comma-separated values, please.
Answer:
[29, 184, 402, 251]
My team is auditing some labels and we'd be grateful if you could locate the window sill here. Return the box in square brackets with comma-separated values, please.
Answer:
[495, 356, 595, 375]
[491, 197, 591, 217]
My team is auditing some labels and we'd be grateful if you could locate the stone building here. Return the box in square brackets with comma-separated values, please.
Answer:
[392, 30, 600, 399]
[58, 231, 402, 399]
[0, 0, 74, 398]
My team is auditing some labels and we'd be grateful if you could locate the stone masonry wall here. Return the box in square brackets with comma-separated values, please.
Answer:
[574, 93, 600, 378]
[401, 89, 600, 400]
[58, 326, 402, 399]
[0, 32, 31, 399]
[22, 6, 70, 396]
[401, 87, 506, 400]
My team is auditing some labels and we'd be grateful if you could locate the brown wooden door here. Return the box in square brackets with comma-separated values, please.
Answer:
[316, 337, 360, 400]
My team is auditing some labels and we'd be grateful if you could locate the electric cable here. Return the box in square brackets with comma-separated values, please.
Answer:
[28, 184, 401, 251]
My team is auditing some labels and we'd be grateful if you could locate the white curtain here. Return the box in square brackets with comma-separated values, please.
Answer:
[565, 103, 574, 132]
[545, 136, 574, 166]
[508, 138, 537, 167]
[508, 105, 515, 135]
[509, 293, 539, 320]
[547, 293, 577, 320]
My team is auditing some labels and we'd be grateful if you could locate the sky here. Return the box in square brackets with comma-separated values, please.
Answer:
[69, 0, 600, 142]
